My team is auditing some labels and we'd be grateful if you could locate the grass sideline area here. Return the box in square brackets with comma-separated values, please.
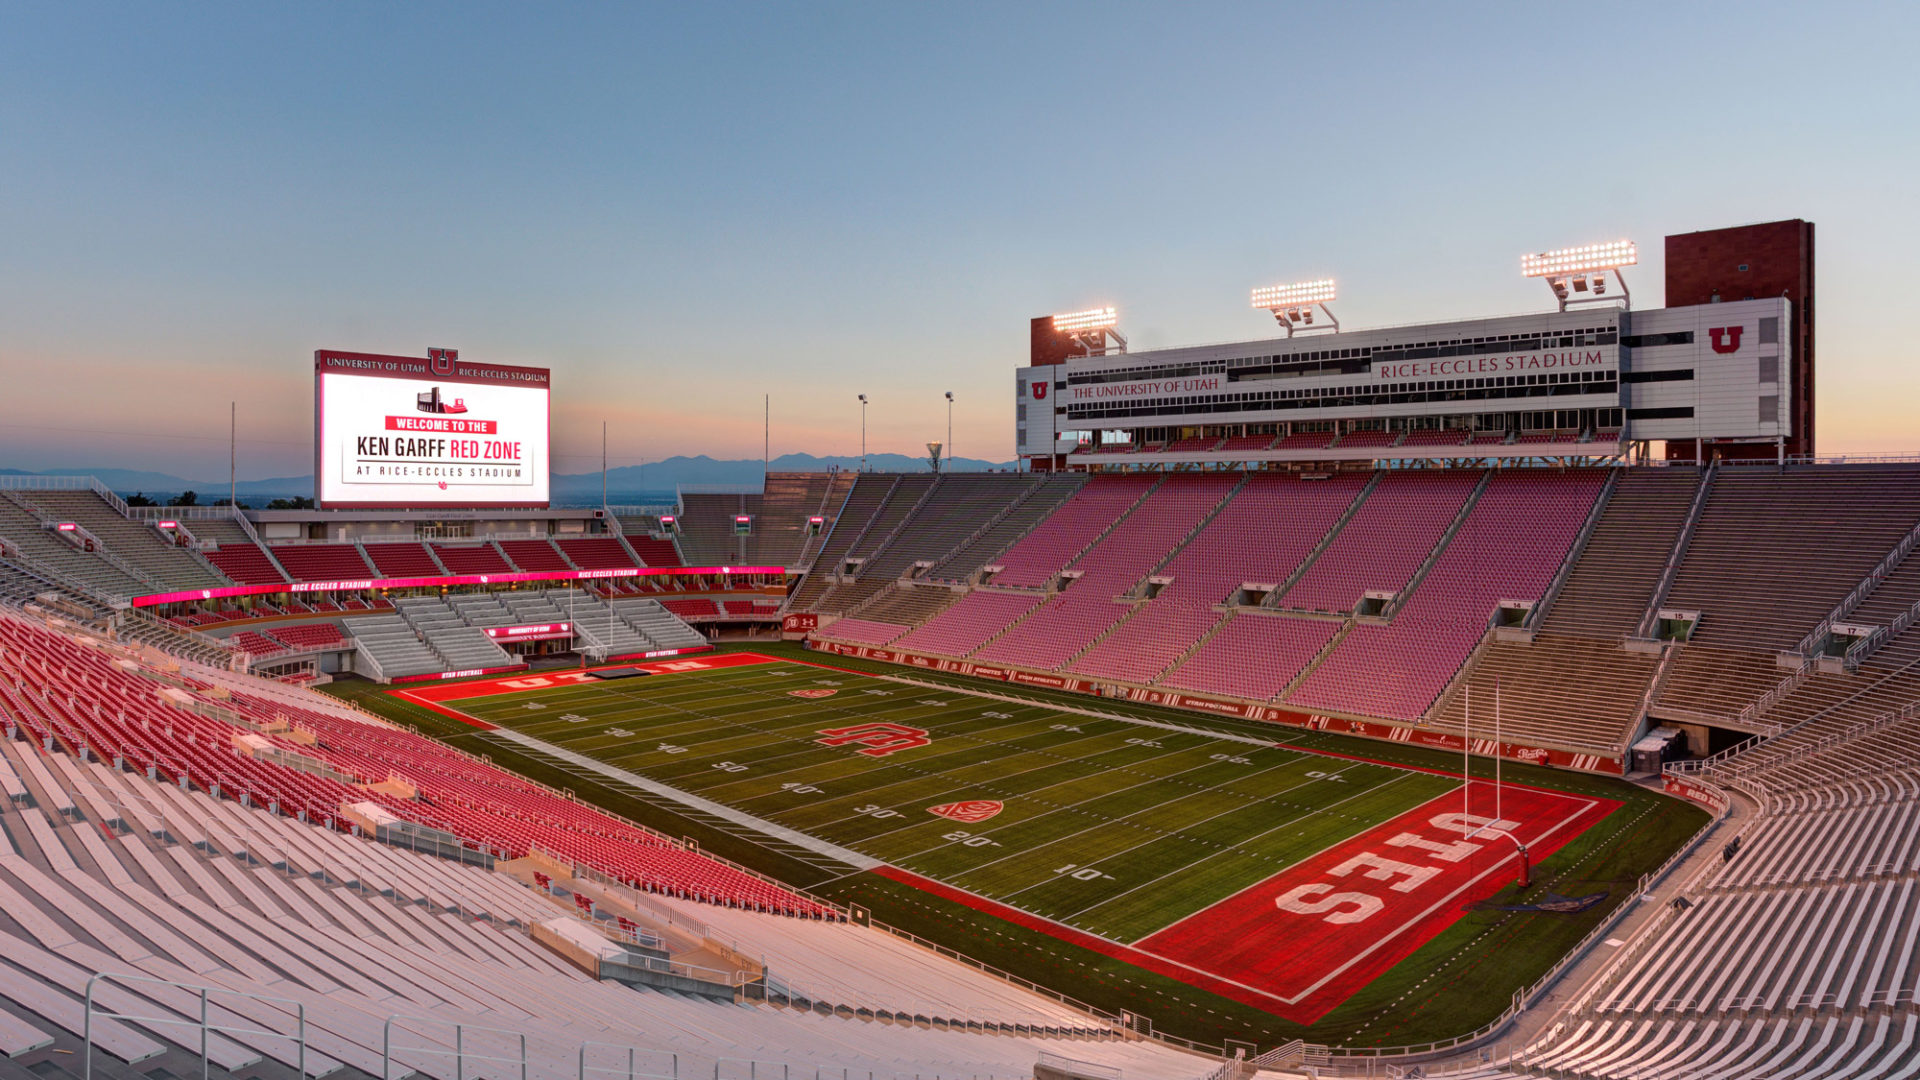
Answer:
[323, 641, 1708, 1050]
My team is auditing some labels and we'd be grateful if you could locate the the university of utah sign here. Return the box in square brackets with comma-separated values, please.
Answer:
[1709, 326, 1743, 354]
[815, 722, 930, 757]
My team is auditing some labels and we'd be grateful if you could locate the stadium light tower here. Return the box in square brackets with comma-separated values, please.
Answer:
[944, 391, 953, 466]
[1252, 279, 1339, 338]
[1522, 240, 1636, 312]
[857, 394, 868, 472]
[1052, 306, 1126, 357]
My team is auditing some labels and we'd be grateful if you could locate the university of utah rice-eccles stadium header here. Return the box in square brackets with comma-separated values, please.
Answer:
[313, 348, 552, 510]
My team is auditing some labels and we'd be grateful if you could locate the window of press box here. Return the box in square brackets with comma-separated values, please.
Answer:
[1622, 331, 1695, 348]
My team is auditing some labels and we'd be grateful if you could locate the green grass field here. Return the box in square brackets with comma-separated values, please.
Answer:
[442, 656, 1460, 943]
[330, 642, 1709, 1050]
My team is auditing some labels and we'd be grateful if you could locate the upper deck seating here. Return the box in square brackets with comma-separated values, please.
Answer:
[268, 544, 374, 582]
[202, 542, 289, 585]
[785, 474, 895, 609]
[1067, 472, 1370, 684]
[812, 475, 1035, 613]
[626, 536, 682, 567]
[1425, 467, 1699, 752]
[675, 492, 760, 566]
[361, 541, 442, 577]
[925, 474, 1087, 584]
[500, 539, 574, 571]
[1658, 465, 1920, 719]
[1281, 470, 1483, 613]
[1335, 430, 1401, 449]
[1399, 429, 1471, 448]
[1165, 435, 1222, 452]
[0, 496, 155, 598]
[1218, 433, 1276, 453]
[1289, 469, 1606, 720]
[556, 537, 640, 570]
[20, 490, 227, 591]
[972, 474, 1237, 670]
[430, 542, 513, 574]
[743, 471, 836, 565]
[983, 474, 1158, 589]
[1274, 431, 1336, 451]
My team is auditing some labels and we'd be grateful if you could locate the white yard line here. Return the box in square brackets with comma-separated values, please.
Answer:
[482, 727, 884, 870]
[872, 672, 1297, 749]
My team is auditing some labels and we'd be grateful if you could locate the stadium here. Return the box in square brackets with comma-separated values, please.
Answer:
[1, 206, 1914, 1080]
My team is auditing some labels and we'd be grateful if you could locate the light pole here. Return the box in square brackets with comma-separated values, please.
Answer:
[857, 394, 868, 472]
[945, 391, 953, 469]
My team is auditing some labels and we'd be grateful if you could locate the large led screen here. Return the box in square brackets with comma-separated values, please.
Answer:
[314, 349, 550, 509]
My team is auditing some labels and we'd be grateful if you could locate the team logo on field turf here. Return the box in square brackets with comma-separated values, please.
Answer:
[815, 722, 931, 757]
[788, 688, 839, 698]
[927, 800, 1002, 823]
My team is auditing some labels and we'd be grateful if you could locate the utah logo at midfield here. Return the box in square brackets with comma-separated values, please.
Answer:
[928, 800, 1003, 823]
[788, 688, 839, 698]
[815, 722, 930, 757]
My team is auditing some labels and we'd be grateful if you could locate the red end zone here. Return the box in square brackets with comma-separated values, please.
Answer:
[390, 651, 783, 728]
[882, 778, 1616, 1023]
[1135, 779, 1619, 1022]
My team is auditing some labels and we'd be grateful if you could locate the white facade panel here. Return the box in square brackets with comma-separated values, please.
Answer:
[1014, 299, 1794, 457]
[1623, 298, 1790, 443]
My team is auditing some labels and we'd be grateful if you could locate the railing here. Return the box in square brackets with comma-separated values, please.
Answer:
[1382, 469, 1493, 621]
[1526, 466, 1619, 630]
[1266, 470, 1384, 605]
[1734, 659, 1810, 729]
[84, 972, 309, 1080]
[576, 1041, 684, 1080]
[1794, 516, 1920, 658]
[1846, 591, 1920, 668]
[1772, 451, 1920, 466]
[1634, 469, 1713, 640]
[384, 1015, 527, 1080]
[1713, 698, 1920, 781]
[0, 540, 132, 608]
[1664, 730, 1768, 774]
[1036, 1051, 1123, 1079]
[4, 491, 170, 593]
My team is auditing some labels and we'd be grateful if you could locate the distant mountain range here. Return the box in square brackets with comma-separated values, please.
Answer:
[0, 452, 1017, 507]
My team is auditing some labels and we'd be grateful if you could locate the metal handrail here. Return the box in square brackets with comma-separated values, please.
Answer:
[384, 1014, 527, 1080]
[84, 972, 307, 1080]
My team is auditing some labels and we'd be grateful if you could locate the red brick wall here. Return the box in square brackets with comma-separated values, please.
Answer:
[1664, 219, 1815, 457]
[1030, 315, 1087, 366]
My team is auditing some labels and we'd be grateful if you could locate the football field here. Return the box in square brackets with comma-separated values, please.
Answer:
[394, 651, 1620, 1022]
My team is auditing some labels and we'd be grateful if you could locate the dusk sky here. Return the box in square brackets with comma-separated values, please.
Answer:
[3, 3, 1916, 481]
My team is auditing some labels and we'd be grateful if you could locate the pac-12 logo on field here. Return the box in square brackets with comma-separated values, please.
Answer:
[789, 688, 838, 698]
[815, 722, 930, 757]
[928, 800, 1002, 823]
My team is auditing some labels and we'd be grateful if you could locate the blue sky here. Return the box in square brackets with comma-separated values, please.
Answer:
[2, 2, 1916, 479]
